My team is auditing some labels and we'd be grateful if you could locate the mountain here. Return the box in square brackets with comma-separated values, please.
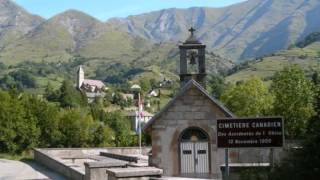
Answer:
[0, 9, 152, 65]
[297, 31, 320, 48]
[0, 0, 318, 91]
[226, 41, 320, 84]
[0, 1, 233, 75]
[0, 0, 43, 48]
[1, 0, 319, 75]
[119, 42, 234, 74]
[108, 0, 320, 61]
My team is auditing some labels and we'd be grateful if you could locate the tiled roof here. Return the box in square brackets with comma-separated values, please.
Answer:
[83, 79, 105, 89]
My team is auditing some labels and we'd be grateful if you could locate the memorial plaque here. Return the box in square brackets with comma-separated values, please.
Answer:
[217, 117, 284, 148]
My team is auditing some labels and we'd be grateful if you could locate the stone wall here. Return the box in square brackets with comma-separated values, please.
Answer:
[34, 147, 152, 180]
[106, 167, 162, 180]
[39, 147, 151, 157]
[34, 149, 85, 180]
[149, 85, 284, 179]
[150, 86, 230, 178]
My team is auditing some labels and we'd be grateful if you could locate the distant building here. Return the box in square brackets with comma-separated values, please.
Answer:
[148, 89, 159, 97]
[159, 78, 173, 87]
[77, 65, 106, 102]
[127, 110, 154, 132]
[121, 93, 134, 101]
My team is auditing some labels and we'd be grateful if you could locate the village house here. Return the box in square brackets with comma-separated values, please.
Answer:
[148, 89, 159, 97]
[127, 110, 154, 131]
[77, 65, 107, 102]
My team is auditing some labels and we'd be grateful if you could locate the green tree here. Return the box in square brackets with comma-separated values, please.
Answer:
[103, 91, 113, 107]
[0, 62, 6, 70]
[92, 124, 115, 147]
[312, 72, 320, 114]
[9, 70, 36, 88]
[0, 75, 20, 90]
[149, 78, 157, 89]
[139, 78, 151, 92]
[111, 92, 132, 108]
[59, 80, 87, 108]
[58, 109, 96, 147]
[207, 74, 228, 98]
[0, 91, 40, 153]
[103, 111, 135, 146]
[21, 95, 61, 147]
[44, 82, 60, 102]
[269, 72, 320, 180]
[90, 101, 108, 122]
[221, 77, 273, 117]
[271, 66, 315, 138]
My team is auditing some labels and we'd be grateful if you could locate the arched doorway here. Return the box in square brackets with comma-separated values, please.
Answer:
[179, 127, 210, 175]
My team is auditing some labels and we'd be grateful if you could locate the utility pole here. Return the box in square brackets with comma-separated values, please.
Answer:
[225, 149, 229, 180]
[138, 92, 142, 155]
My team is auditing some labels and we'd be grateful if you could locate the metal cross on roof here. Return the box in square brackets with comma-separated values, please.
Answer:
[189, 27, 196, 37]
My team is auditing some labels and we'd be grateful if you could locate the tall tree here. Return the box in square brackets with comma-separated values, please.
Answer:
[221, 77, 273, 117]
[0, 91, 40, 153]
[102, 111, 135, 147]
[92, 124, 115, 147]
[21, 95, 61, 147]
[207, 74, 227, 98]
[270, 71, 320, 180]
[271, 66, 315, 138]
[59, 109, 94, 147]
[59, 80, 87, 108]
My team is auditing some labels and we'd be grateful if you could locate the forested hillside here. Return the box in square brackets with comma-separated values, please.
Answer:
[226, 40, 320, 84]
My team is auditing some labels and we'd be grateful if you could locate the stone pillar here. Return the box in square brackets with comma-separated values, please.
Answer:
[198, 48, 206, 74]
[179, 48, 187, 74]
[179, 47, 188, 87]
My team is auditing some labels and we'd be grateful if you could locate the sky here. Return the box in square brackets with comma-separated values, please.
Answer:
[14, 0, 247, 21]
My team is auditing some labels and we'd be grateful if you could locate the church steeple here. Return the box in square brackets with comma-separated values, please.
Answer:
[179, 27, 206, 88]
[77, 65, 84, 89]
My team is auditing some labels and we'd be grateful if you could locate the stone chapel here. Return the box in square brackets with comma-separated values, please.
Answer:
[143, 28, 276, 179]
[143, 28, 236, 179]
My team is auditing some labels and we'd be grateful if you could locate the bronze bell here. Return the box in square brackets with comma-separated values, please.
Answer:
[189, 51, 197, 65]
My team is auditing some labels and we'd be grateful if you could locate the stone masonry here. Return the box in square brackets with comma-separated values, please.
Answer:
[145, 80, 234, 179]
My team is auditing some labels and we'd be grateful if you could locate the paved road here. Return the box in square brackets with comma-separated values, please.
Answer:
[0, 159, 66, 180]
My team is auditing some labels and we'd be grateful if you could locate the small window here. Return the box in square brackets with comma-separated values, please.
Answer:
[198, 150, 206, 154]
[183, 150, 192, 154]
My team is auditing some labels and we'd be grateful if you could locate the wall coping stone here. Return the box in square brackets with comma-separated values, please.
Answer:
[106, 167, 163, 177]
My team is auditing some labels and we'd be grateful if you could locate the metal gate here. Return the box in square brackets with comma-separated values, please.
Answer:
[180, 142, 209, 174]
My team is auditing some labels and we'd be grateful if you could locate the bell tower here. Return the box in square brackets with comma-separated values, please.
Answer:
[179, 27, 206, 87]
[77, 65, 84, 89]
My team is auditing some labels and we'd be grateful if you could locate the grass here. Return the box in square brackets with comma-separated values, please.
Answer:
[226, 43, 320, 84]
[35, 75, 64, 89]
[0, 151, 33, 161]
